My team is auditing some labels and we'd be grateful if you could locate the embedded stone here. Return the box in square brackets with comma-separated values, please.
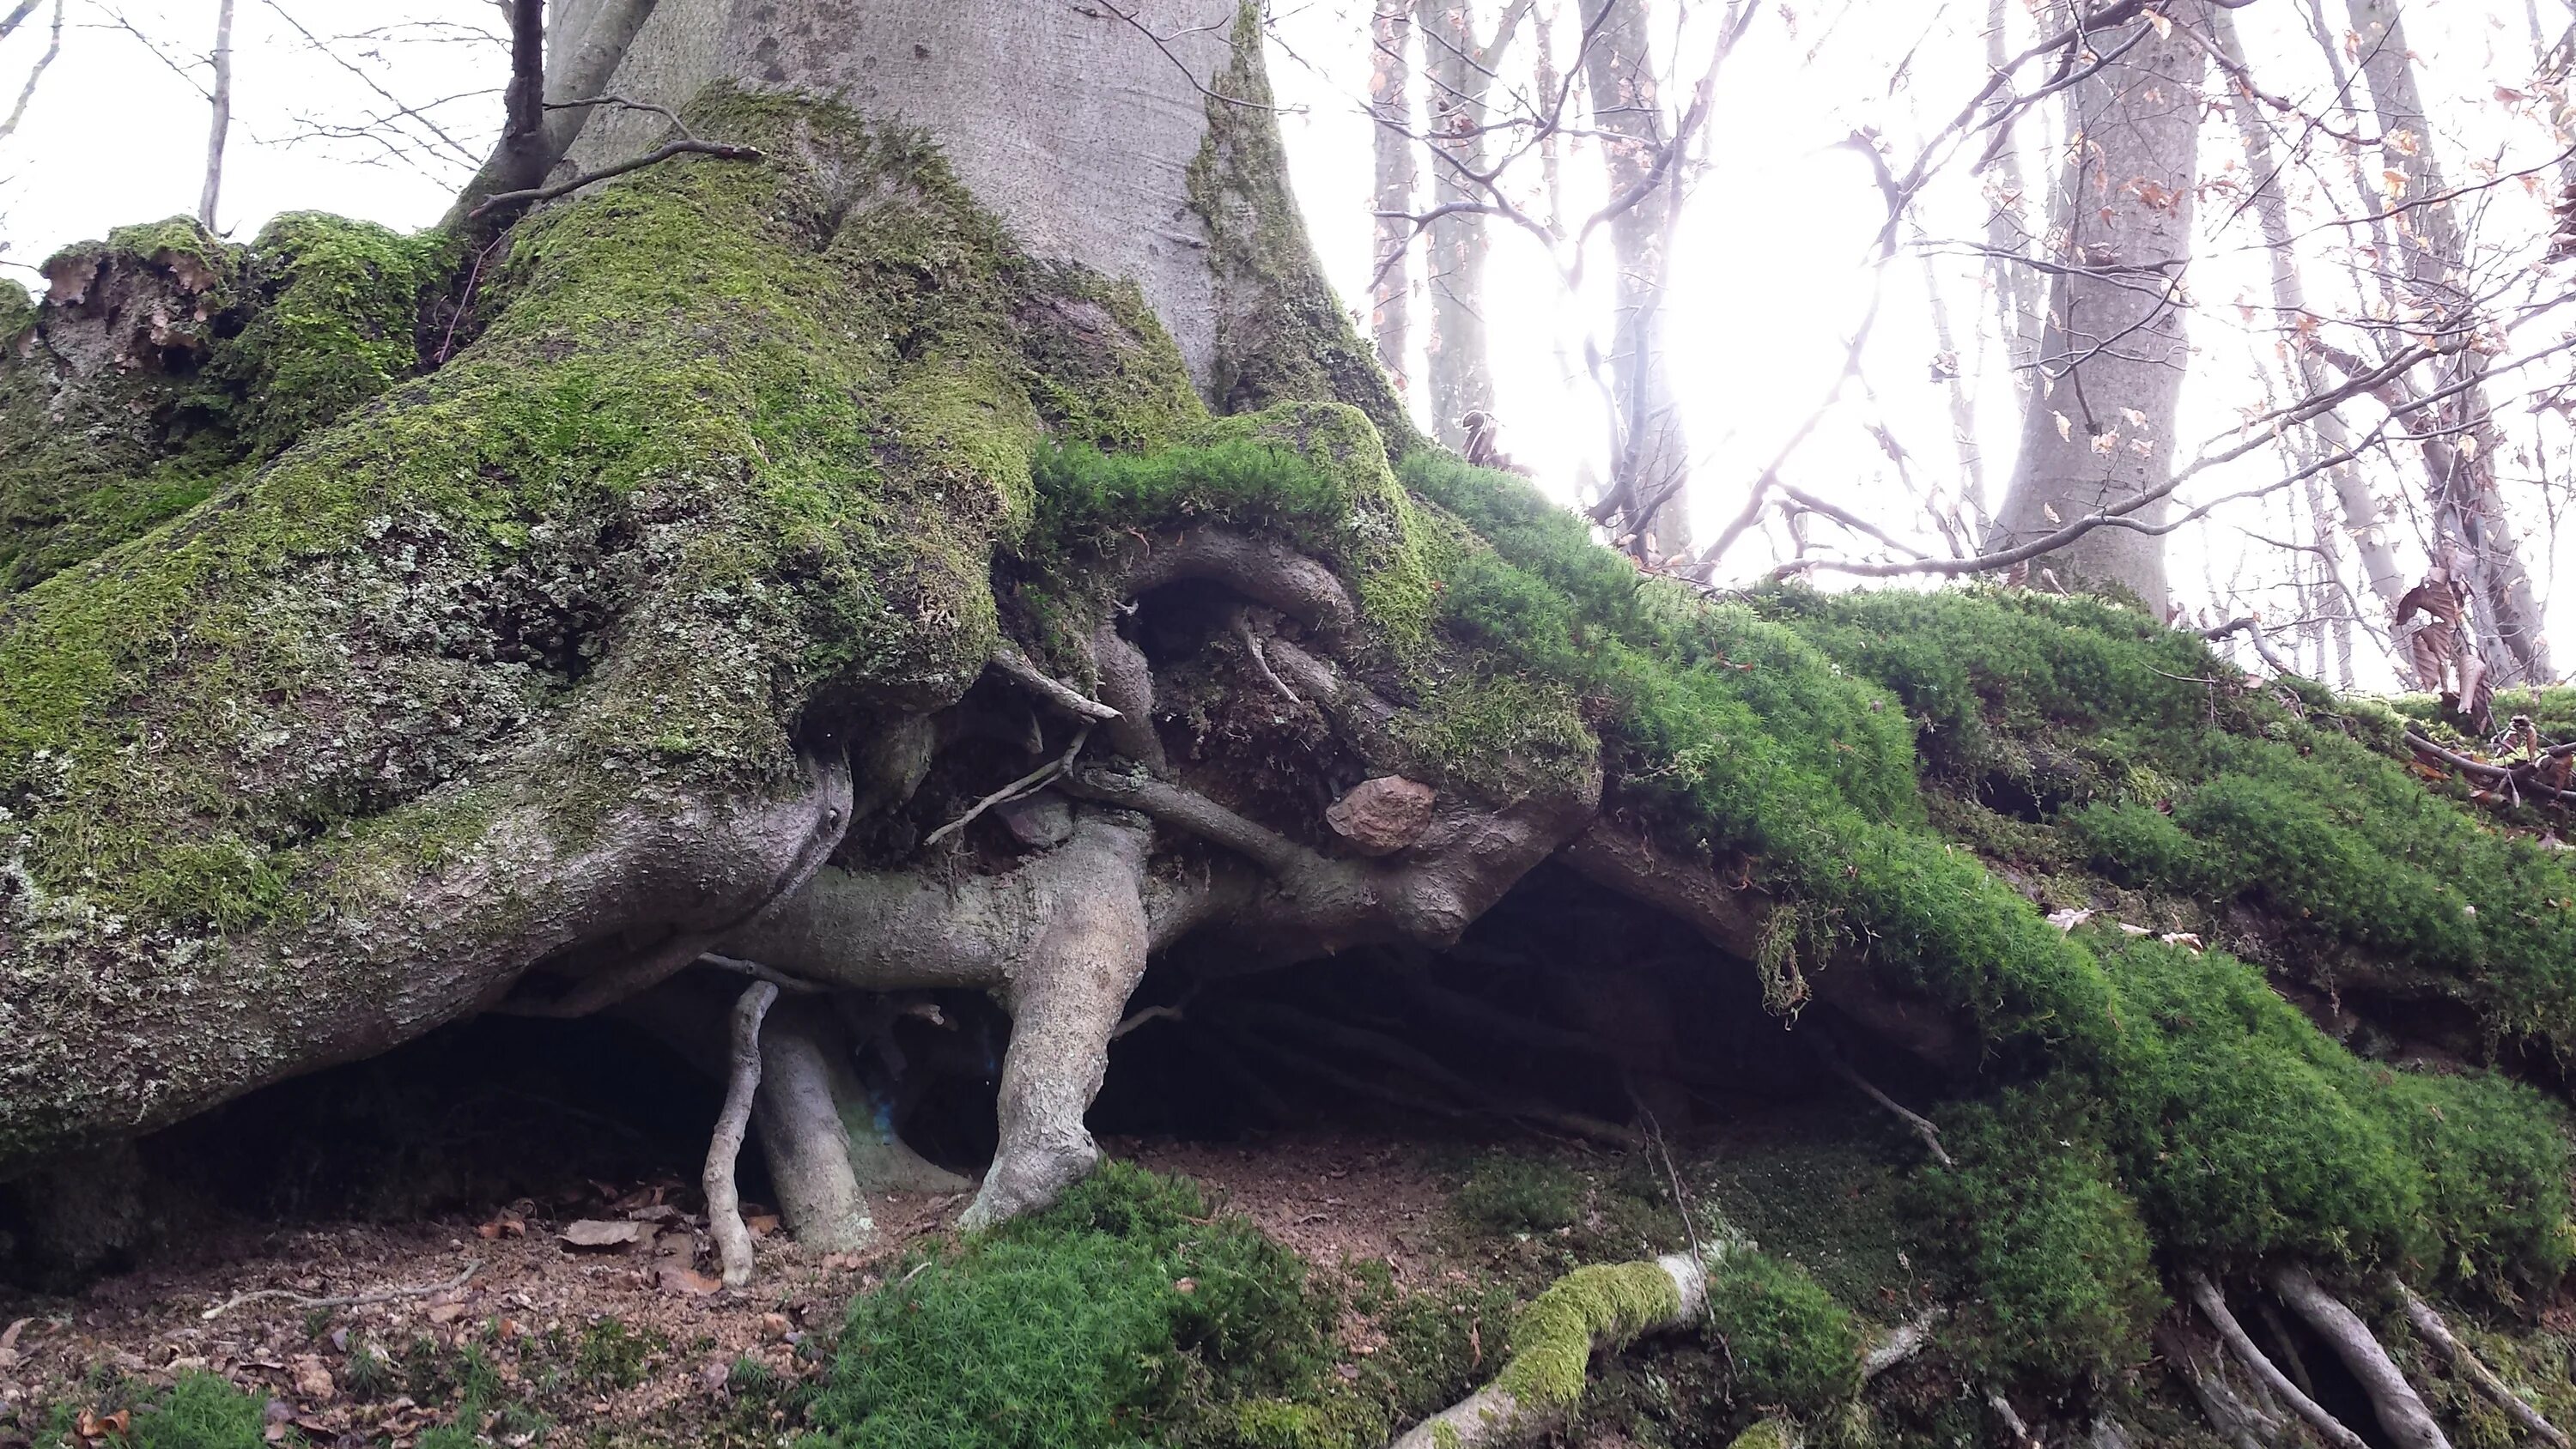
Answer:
[1325, 776, 1434, 856]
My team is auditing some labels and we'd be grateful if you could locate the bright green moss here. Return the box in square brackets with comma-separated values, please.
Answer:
[810, 1163, 1340, 1449]
[0, 279, 31, 342]
[1187, 6, 1421, 454]
[119, 1373, 265, 1449]
[1919, 1088, 2163, 1385]
[1701, 1252, 1864, 1413]
[212, 212, 452, 457]
[1492, 1259, 1682, 1408]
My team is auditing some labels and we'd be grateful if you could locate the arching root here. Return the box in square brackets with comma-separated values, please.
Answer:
[2392, 1276, 2569, 1447]
[2265, 1264, 2453, 1449]
[705, 981, 777, 1288]
[2184, 1270, 2371, 1449]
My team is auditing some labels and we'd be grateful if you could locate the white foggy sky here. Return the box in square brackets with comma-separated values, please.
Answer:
[3, 1, 2572, 688]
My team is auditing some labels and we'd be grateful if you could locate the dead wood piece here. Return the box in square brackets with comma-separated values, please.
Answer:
[2184, 1270, 2372, 1449]
[2266, 1264, 2452, 1449]
[2392, 1277, 2568, 1447]
[706, 980, 779, 1287]
[202, 1261, 478, 1321]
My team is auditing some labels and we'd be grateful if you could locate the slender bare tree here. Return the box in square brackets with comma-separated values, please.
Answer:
[197, 0, 237, 230]
[2342, 0, 2553, 683]
[1370, 0, 1415, 397]
[1581, 0, 1691, 559]
[1414, 0, 1534, 447]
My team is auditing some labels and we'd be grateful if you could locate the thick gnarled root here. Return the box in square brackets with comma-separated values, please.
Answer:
[958, 813, 1155, 1231]
[704, 981, 778, 1288]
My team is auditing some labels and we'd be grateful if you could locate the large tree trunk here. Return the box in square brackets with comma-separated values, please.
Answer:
[1986, 0, 2211, 615]
[0, 0, 1414, 1222]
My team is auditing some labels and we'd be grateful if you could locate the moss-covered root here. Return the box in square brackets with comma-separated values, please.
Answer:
[1389, 1254, 1696, 1449]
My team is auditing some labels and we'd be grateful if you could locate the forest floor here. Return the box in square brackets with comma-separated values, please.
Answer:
[0, 1131, 1478, 1448]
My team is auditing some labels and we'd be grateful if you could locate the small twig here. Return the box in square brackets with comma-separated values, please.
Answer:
[203, 1261, 477, 1321]
[706, 980, 778, 1288]
[2203, 616, 2299, 677]
[924, 724, 1091, 849]
[468, 137, 763, 219]
[696, 952, 826, 993]
[1230, 609, 1308, 711]
[988, 643, 1121, 722]
[1110, 1003, 1188, 1040]
[1814, 1035, 1951, 1167]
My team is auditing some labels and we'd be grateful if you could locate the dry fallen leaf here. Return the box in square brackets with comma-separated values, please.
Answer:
[477, 1210, 526, 1240]
[559, 1219, 651, 1249]
[659, 1264, 725, 1296]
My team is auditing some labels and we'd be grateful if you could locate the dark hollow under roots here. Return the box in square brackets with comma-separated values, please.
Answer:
[0, 865, 1919, 1290]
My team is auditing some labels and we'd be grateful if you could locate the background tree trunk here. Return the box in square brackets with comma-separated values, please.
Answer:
[1413, 0, 1531, 447]
[1370, 0, 1415, 400]
[1582, 0, 1692, 561]
[1986, 1, 2212, 614]
[2345, 0, 2553, 684]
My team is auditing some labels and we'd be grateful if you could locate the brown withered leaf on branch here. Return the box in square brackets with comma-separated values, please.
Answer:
[2395, 575, 2466, 691]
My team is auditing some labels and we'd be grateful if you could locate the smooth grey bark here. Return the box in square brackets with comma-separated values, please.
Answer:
[1413, 0, 1532, 447]
[1987, 2, 2211, 615]
[1370, 0, 1415, 396]
[557, 0, 1240, 391]
[2345, 0, 2552, 683]
[1582, 0, 1692, 559]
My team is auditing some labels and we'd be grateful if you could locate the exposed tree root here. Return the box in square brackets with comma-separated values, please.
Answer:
[704, 981, 777, 1288]
[1114, 526, 1358, 635]
[1391, 1252, 1707, 1449]
[1088, 623, 1168, 771]
[989, 641, 1122, 722]
[958, 812, 1154, 1229]
[2184, 1270, 2372, 1449]
[2266, 1264, 2452, 1449]
[200, 1261, 478, 1323]
[2392, 1276, 2569, 1447]
[1812, 1035, 1951, 1167]
[2156, 1321, 2283, 1449]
